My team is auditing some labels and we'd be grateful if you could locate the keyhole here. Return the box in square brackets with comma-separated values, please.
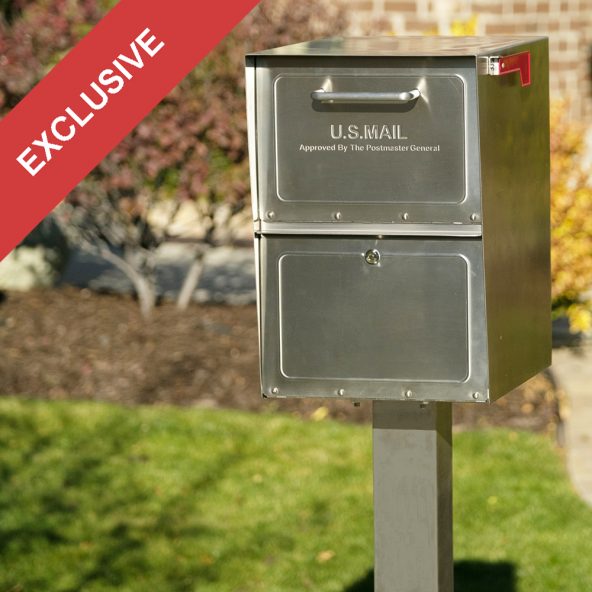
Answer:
[365, 249, 380, 265]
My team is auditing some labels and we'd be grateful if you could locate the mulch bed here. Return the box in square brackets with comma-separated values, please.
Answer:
[0, 287, 562, 434]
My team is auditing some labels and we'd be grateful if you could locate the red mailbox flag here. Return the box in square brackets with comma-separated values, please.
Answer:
[0, 0, 260, 261]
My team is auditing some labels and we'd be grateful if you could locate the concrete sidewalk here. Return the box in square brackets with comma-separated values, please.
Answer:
[552, 346, 592, 506]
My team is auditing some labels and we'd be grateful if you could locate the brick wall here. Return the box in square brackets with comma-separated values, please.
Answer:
[340, 0, 592, 122]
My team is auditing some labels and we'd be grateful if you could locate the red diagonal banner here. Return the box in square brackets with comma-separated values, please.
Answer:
[0, 0, 260, 261]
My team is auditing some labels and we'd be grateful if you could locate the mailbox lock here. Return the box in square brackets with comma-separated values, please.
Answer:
[365, 249, 381, 265]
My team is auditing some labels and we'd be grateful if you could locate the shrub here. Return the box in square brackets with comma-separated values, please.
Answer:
[550, 101, 592, 332]
[0, 0, 348, 315]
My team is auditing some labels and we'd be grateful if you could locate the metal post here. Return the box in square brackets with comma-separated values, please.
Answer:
[373, 401, 453, 592]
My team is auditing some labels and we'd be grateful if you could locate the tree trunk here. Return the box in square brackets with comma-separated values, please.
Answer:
[135, 273, 157, 318]
[97, 246, 157, 319]
[177, 252, 205, 310]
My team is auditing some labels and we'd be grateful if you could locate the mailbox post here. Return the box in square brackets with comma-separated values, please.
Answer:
[246, 36, 550, 592]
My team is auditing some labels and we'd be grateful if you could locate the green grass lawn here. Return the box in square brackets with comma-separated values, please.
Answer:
[0, 398, 590, 592]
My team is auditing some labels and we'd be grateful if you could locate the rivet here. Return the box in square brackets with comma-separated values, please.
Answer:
[271, 387, 279, 395]
[405, 389, 413, 399]
[401, 212, 410, 221]
[365, 249, 381, 265]
[333, 211, 342, 221]
[266, 210, 275, 220]
[337, 388, 345, 396]
[470, 213, 480, 222]
[472, 392, 481, 400]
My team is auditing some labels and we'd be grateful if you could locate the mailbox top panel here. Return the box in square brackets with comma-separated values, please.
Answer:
[248, 36, 547, 58]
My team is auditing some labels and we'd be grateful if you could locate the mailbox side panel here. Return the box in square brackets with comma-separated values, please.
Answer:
[245, 56, 260, 224]
[478, 39, 551, 400]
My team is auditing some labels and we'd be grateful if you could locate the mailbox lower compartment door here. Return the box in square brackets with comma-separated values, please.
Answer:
[259, 236, 489, 402]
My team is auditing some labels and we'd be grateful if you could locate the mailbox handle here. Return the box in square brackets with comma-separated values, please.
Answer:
[311, 88, 421, 104]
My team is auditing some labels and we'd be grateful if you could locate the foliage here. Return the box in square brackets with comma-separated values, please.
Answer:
[0, 1, 103, 112]
[79, 0, 348, 208]
[0, 0, 348, 315]
[0, 398, 591, 591]
[450, 15, 478, 36]
[550, 101, 592, 332]
[0, 0, 347, 208]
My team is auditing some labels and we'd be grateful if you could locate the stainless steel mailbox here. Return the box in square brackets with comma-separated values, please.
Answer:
[246, 36, 551, 404]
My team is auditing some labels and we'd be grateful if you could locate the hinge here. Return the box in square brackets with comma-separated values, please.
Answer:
[477, 56, 500, 76]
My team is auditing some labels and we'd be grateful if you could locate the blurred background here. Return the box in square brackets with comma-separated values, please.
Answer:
[1, 0, 589, 426]
[1, 2, 592, 591]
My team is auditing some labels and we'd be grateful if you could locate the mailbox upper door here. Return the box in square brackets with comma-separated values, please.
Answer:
[254, 57, 480, 225]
